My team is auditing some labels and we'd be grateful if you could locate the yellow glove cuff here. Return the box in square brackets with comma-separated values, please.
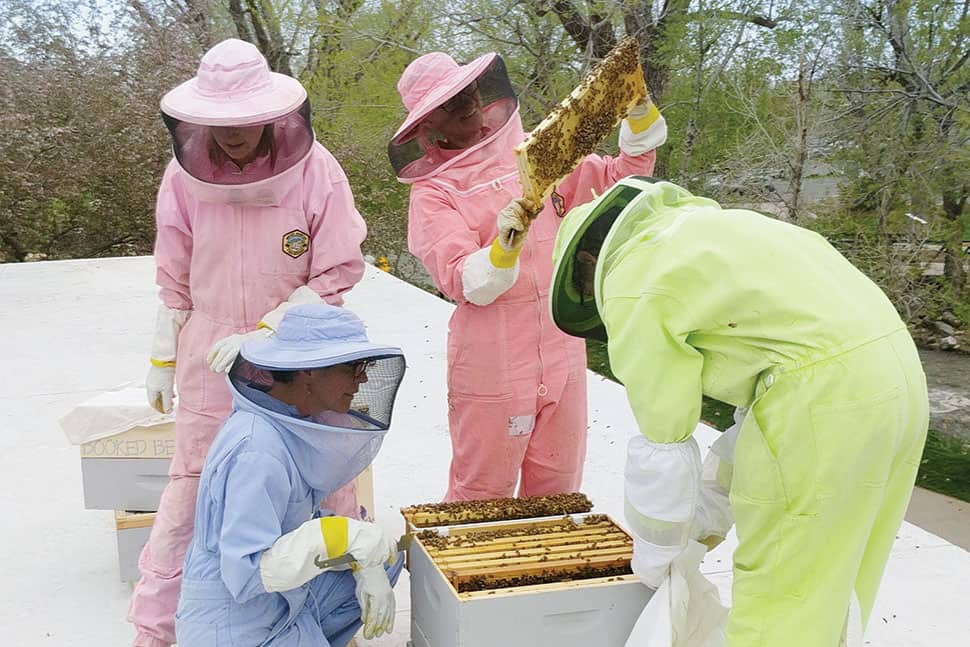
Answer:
[319, 516, 349, 558]
[627, 101, 661, 134]
[150, 357, 176, 368]
[489, 239, 520, 269]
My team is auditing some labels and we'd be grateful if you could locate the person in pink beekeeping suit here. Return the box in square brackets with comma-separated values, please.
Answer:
[133, 38, 368, 647]
[388, 51, 667, 501]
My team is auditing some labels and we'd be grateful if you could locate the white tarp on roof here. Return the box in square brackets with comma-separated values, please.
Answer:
[0, 256, 967, 645]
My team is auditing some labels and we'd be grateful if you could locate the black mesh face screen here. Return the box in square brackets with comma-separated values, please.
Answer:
[230, 354, 406, 430]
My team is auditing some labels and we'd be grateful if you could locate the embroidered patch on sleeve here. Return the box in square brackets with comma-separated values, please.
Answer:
[551, 190, 566, 217]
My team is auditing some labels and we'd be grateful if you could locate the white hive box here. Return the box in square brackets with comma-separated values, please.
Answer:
[408, 513, 652, 647]
[61, 388, 378, 581]
[60, 387, 176, 512]
[115, 510, 155, 582]
[64, 388, 377, 515]
[81, 423, 175, 511]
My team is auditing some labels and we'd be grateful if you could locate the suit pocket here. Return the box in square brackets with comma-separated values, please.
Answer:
[730, 412, 785, 505]
[810, 386, 902, 494]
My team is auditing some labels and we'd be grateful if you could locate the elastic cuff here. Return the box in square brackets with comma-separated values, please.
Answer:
[489, 239, 520, 269]
[640, 435, 693, 451]
[619, 115, 667, 155]
[631, 536, 683, 589]
[149, 358, 175, 368]
[132, 633, 171, 647]
[626, 102, 661, 134]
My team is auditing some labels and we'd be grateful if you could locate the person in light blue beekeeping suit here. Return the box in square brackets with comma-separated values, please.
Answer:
[175, 303, 406, 646]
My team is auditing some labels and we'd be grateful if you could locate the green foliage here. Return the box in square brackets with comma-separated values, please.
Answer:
[0, 1, 185, 261]
[828, 1, 970, 290]
[294, 1, 438, 275]
[917, 430, 970, 503]
[700, 397, 736, 431]
[650, 1, 822, 208]
[586, 338, 734, 431]
[585, 338, 615, 382]
[3, 0, 966, 302]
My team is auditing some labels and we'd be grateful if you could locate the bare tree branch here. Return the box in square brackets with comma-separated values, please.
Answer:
[127, 0, 159, 33]
[228, 0, 255, 43]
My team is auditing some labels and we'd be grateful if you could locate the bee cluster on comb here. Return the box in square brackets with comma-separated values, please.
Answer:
[516, 37, 646, 204]
[417, 513, 633, 592]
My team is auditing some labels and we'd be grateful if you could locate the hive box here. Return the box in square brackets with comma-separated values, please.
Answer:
[60, 387, 176, 512]
[81, 423, 175, 511]
[110, 465, 374, 584]
[66, 389, 379, 582]
[72, 391, 375, 515]
[114, 510, 154, 583]
[408, 514, 652, 647]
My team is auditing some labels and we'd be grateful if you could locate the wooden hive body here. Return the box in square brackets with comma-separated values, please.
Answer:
[408, 512, 652, 646]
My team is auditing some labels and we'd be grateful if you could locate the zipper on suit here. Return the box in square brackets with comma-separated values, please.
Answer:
[240, 205, 249, 327]
[526, 218, 547, 396]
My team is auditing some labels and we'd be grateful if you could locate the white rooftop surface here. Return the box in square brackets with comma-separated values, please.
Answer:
[1, 256, 967, 646]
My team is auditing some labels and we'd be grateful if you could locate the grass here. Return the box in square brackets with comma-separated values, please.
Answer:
[916, 431, 970, 503]
[585, 338, 615, 381]
[586, 339, 970, 503]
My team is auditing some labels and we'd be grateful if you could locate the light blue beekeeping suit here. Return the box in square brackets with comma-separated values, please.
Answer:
[175, 304, 406, 646]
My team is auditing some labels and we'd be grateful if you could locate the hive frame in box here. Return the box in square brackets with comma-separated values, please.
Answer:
[407, 513, 652, 647]
[400, 493, 594, 570]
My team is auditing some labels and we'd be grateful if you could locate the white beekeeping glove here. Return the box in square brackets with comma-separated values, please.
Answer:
[146, 304, 191, 413]
[206, 286, 323, 372]
[206, 329, 272, 373]
[625, 434, 702, 589]
[353, 565, 396, 639]
[691, 408, 745, 550]
[462, 197, 539, 306]
[494, 197, 538, 258]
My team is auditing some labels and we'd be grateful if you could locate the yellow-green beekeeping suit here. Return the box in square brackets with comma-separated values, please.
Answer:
[554, 179, 928, 646]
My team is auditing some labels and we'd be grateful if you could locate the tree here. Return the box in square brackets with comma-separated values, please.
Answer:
[0, 0, 192, 261]
[526, 1, 787, 173]
[303, 0, 439, 283]
[833, 0, 970, 292]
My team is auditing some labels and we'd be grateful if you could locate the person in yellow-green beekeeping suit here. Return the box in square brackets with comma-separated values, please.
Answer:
[549, 176, 928, 646]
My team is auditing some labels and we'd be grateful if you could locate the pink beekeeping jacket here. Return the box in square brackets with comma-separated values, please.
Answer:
[405, 108, 655, 408]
